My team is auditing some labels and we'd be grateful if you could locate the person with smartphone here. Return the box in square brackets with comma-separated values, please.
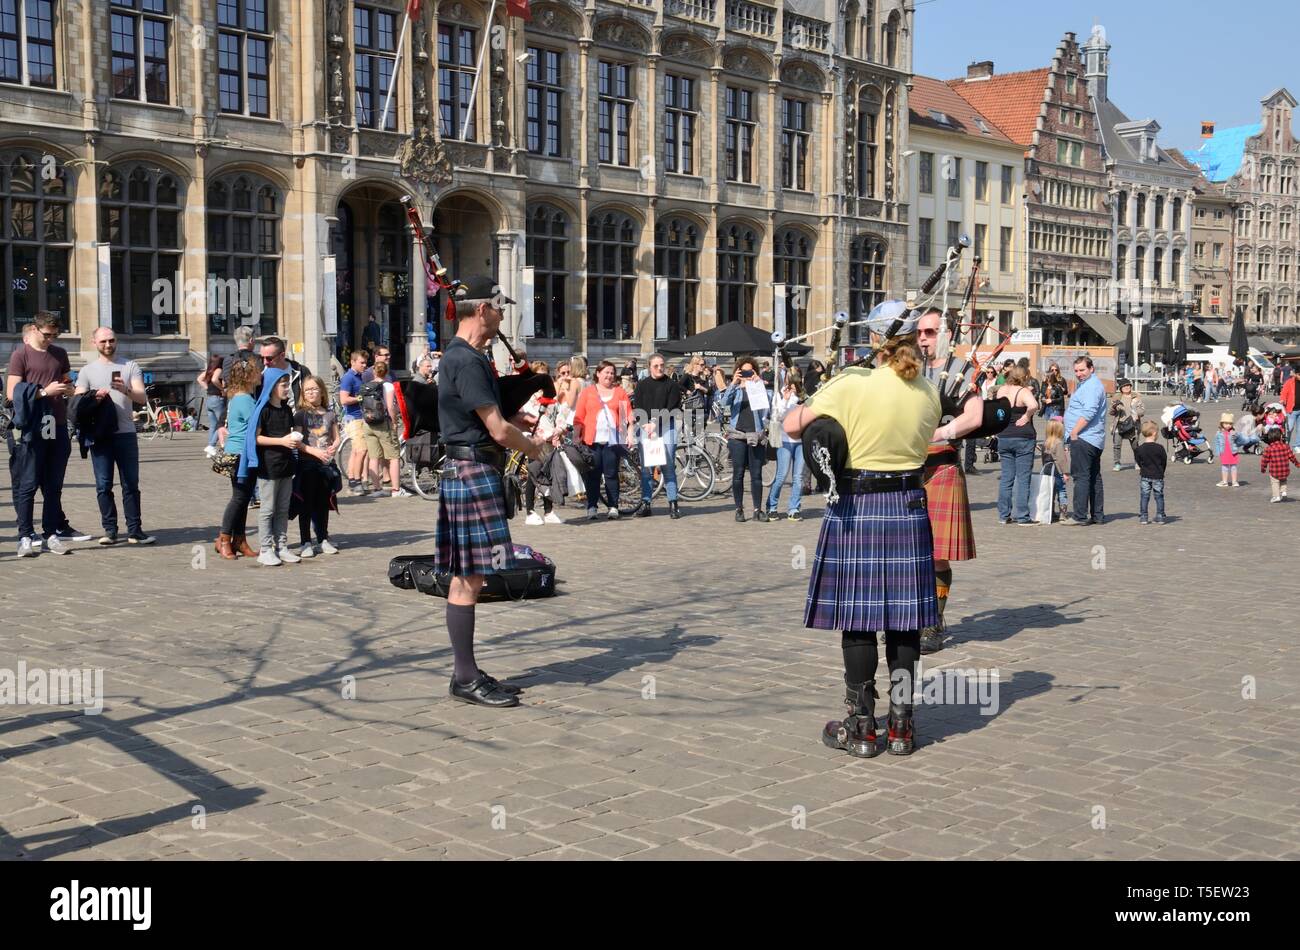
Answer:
[714, 356, 771, 522]
[7, 312, 91, 556]
[72, 327, 154, 546]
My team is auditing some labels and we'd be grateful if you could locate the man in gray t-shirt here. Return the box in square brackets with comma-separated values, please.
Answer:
[72, 328, 154, 545]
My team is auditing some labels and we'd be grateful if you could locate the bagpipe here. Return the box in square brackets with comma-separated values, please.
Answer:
[779, 235, 1018, 503]
[401, 195, 555, 420]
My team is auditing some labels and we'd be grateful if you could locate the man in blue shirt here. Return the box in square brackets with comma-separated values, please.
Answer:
[1063, 355, 1108, 525]
[338, 350, 369, 494]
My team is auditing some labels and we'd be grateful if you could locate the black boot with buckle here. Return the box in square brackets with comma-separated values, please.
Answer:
[886, 700, 915, 755]
[822, 681, 881, 758]
[669, 500, 682, 519]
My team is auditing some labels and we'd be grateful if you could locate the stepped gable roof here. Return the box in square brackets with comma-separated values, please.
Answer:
[908, 74, 1014, 144]
[946, 67, 1051, 148]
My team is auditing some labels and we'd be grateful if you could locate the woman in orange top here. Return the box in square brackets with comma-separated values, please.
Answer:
[573, 360, 635, 519]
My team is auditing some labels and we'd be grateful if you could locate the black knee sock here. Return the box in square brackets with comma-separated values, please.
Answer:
[446, 603, 478, 685]
[885, 630, 921, 713]
[841, 630, 879, 686]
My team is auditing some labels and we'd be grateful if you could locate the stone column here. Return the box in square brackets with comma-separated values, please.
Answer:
[407, 230, 427, 363]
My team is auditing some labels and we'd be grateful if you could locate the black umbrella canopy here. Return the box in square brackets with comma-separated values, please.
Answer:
[1176, 321, 1189, 364]
[657, 321, 811, 358]
[1162, 322, 1179, 367]
[1229, 307, 1250, 361]
[1137, 322, 1153, 366]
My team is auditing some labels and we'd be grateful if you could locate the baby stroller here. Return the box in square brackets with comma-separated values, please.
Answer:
[1160, 404, 1212, 465]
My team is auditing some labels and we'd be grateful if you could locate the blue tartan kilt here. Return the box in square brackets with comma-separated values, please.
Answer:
[436, 459, 513, 577]
[804, 486, 938, 633]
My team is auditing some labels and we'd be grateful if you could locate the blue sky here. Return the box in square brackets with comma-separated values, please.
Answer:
[914, 0, 1293, 152]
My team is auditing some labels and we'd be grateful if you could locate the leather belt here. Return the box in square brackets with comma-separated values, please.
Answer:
[836, 469, 924, 496]
[443, 443, 505, 466]
[925, 448, 959, 469]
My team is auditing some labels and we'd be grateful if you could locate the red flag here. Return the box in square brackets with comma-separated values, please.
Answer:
[506, 0, 531, 20]
[406, 0, 421, 20]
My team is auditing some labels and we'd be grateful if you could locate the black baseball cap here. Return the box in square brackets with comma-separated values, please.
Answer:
[454, 276, 515, 306]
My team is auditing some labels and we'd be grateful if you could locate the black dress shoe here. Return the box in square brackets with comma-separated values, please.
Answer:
[735, 508, 746, 522]
[634, 501, 652, 518]
[449, 674, 520, 707]
[477, 669, 523, 695]
[755, 509, 769, 523]
[668, 501, 682, 519]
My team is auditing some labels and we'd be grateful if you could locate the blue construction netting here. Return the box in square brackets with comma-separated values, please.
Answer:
[1185, 123, 1262, 182]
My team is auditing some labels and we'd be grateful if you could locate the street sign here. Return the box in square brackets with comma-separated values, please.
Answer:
[321, 256, 337, 335]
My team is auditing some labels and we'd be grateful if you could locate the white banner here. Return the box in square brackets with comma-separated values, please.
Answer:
[655, 277, 668, 340]
[321, 255, 337, 335]
[1010, 327, 1042, 344]
[773, 283, 787, 339]
[97, 244, 112, 328]
[520, 265, 535, 338]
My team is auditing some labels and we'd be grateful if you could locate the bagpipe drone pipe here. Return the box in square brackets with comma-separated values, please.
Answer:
[401, 195, 556, 420]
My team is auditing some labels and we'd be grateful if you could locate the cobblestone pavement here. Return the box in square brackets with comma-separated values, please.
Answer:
[2, 406, 1298, 860]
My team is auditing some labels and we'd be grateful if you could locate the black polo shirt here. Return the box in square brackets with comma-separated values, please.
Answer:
[437, 337, 501, 447]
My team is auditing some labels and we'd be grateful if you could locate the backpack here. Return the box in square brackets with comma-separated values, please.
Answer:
[360, 380, 388, 424]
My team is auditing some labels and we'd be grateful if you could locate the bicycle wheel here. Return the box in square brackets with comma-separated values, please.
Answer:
[336, 434, 352, 481]
[673, 445, 716, 502]
[408, 451, 443, 500]
[618, 451, 643, 507]
[705, 433, 732, 495]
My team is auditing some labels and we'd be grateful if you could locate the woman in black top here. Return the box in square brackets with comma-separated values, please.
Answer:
[1041, 363, 1068, 419]
[994, 365, 1040, 525]
[200, 352, 225, 456]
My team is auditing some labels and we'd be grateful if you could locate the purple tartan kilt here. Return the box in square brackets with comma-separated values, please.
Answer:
[804, 486, 939, 632]
[436, 459, 513, 577]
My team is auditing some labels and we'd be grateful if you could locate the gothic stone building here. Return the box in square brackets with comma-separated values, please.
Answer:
[948, 33, 1117, 349]
[0, 0, 918, 392]
[1188, 89, 1300, 337]
[1082, 25, 1198, 332]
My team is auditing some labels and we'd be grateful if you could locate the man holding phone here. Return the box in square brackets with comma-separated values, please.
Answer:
[6, 311, 88, 555]
[74, 327, 154, 545]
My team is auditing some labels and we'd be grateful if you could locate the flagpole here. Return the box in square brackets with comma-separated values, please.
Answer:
[378, 8, 413, 134]
[460, 0, 498, 142]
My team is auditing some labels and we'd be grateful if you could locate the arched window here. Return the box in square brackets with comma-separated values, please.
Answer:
[654, 216, 699, 340]
[206, 173, 280, 336]
[1171, 196, 1183, 231]
[857, 89, 880, 198]
[843, 2, 858, 58]
[1154, 194, 1165, 229]
[864, 0, 875, 61]
[0, 151, 72, 332]
[1116, 189, 1128, 226]
[1135, 193, 1146, 228]
[526, 204, 568, 340]
[100, 163, 184, 335]
[849, 235, 887, 344]
[717, 223, 758, 324]
[883, 11, 899, 68]
[586, 210, 638, 340]
[774, 228, 811, 336]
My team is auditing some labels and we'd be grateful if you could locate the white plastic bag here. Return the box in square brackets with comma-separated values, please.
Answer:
[641, 437, 668, 468]
[1030, 470, 1054, 525]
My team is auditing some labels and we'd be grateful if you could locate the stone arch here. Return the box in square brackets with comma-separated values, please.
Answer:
[722, 45, 774, 79]
[659, 30, 715, 67]
[780, 58, 828, 93]
[592, 15, 653, 53]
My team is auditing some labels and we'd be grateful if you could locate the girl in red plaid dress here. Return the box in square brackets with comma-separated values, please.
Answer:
[1260, 428, 1300, 503]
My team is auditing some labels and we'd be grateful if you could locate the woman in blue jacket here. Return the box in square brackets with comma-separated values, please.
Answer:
[714, 356, 771, 522]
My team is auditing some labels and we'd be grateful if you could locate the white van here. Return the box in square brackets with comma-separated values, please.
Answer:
[1198, 345, 1274, 375]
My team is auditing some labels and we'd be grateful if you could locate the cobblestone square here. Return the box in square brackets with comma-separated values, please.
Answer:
[2, 416, 1298, 860]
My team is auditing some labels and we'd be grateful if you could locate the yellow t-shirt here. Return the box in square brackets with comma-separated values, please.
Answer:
[804, 366, 941, 471]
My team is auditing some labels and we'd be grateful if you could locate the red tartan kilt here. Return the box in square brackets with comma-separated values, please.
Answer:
[924, 461, 976, 562]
